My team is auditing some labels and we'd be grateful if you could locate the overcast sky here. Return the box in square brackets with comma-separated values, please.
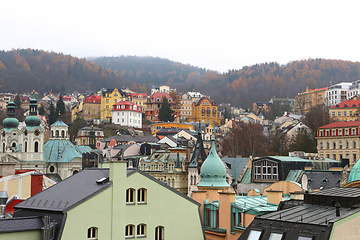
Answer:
[2, 0, 360, 72]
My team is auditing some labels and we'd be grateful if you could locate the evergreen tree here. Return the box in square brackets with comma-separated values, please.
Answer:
[158, 97, 174, 122]
[14, 94, 22, 109]
[38, 105, 45, 115]
[48, 102, 57, 125]
[56, 95, 66, 116]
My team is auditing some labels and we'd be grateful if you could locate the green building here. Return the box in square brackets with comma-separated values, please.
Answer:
[2, 161, 205, 240]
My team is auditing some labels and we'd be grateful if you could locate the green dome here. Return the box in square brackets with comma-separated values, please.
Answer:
[198, 138, 229, 187]
[3, 117, 19, 129]
[25, 115, 41, 127]
[348, 159, 360, 183]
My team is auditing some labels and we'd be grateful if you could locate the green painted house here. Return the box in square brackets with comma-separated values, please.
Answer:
[6, 161, 205, 240]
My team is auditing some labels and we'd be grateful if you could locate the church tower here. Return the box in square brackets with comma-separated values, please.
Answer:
[187, 130, 207, 197]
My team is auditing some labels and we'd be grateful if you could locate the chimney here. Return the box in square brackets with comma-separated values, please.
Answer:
[0, 191, 8, 219]
[335, 202, 341, 217]
[266, 189, 283, 205]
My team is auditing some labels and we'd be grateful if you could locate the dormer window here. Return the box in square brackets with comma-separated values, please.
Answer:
[121, 105, 125, 109]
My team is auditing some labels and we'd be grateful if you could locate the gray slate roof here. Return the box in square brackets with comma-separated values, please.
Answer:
[15, 169, 111, 212]
[223, 157, 248, 180]
[306, 171, 341, 190]
[0, 216, 43, 233]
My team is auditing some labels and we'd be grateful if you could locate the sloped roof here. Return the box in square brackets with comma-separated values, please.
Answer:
[223, 157, 248, 181]
[15, 169, 111, 212]
[240, 168, 252, 183]
[0, 216, 44, 233]
[306, 171, 341, 190]
[331, 99, 360, 108]
[318, 121, 360, 129]
[285, 170, 304, 182]
[51, 117, 68, 127]
[43, 139, 92, 163]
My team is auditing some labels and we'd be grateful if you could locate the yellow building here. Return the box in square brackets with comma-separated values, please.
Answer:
[100, 88, 127, 122]
[188, 97, 220, 125]
[295, 86, 328, 114]
[180, 93, 193, 122]
[128, 93, 148, 112]
[151, 122, 194, 135]
[317, 121, 360, 167]
[329, 98, 360, 122]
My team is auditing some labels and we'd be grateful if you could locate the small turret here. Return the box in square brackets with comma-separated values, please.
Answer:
[25, 90, 41, 127]
[3, 94, 19, 130]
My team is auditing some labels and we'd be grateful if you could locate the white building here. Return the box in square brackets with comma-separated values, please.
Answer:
[112, 101, 143, 128]
[325, 82, 352, 107]
[347, 80, 360, 99]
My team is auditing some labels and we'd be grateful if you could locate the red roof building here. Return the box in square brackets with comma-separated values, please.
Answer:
[317, 121, 360, 167]
[112, 101, 143, 128]
[83, 95, 101, 122]
[145, 92, 179, 122]
[329, 99, 360, 122]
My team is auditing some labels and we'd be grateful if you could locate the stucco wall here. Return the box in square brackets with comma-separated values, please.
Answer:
[0, 230, 42, 240]
[330, 211, 360, 240]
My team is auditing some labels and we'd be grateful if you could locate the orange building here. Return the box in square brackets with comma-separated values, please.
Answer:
[188, 97, 220, 125]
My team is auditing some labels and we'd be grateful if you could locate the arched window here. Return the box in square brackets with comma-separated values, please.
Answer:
[125, 224, 135, 238]
[2, 143, 5, 153]
[137, 224, 146, 237]
[194, 175, 196, 185]
[172, 179, 175, 187]
[52, 130, 54, 138]
[12, 142, 16, 148]
[137, 188, 146, 203]
[24, 142, 27, 152]
[190, 175, 193, 185]
[61, 130, 65, 138]
[155, 226, 164, 240]
[55, 130, 59, 137]
[34, 142, 39, 152]
[126, 188, 135, 204]
[87, 227, 97, 239]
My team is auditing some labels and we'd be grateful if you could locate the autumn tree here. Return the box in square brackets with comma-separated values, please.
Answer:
[304, 105, 329, 135]
[68, 112, 86, 141]
[169, 90, 182, 110]
[269, 131, 289, 156]
[221, 122, 269, 157]
[158, 97, 174, 122]
[289, 130, 316, 153]
[265, 102, 292, 121]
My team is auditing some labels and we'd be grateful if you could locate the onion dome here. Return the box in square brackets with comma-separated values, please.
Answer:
[25, 91, 41, 127]
[348, 158, 360, 183]
[3, 95, 19, 130]
[198, 136, 229, 188]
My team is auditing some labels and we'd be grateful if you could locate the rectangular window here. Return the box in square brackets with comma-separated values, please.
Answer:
[248, 230, 262, 240]
[269, 233, 283, 240]
[344, 111, 347, 117]
[333, 142, 336, 149]
[346, 129, 349, 135]
[333, 154, 336, 160]
[353, 129, 356, 135]
[332, 130, 336, 136]
[338, 112, 341, 117]
[354, 154, 357, 162]
[332, 112, 335, 117]
[339, 130, 342, 136]
[354, 141, 357, 148]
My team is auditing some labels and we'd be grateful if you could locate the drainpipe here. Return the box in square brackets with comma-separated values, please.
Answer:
[0, 191, 8, 219]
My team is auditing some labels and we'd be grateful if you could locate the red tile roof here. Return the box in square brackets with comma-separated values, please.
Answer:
[150, 92, 173, 102]
[84, 95, 101, 103]
[5, 199, 24, 215]
[330, 99, 360, 108]
[309, 87, 328, 92]
[113, 100, 135, 106]
[318, 121, 360, 129]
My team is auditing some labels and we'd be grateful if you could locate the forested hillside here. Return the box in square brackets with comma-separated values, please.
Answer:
[1, 49, 360, 109]
[95, 56, 360, 108]
[0, 49, 132, 93]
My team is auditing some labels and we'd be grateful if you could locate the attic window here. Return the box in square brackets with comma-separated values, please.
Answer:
[336, 104, 339, 107]
[308, 178, 313, 183]
[322, 178, 329, 184]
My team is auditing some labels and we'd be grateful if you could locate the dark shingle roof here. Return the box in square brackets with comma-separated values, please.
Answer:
[0, 216, 43, 233]
[306, 171, 341, 190]
[15, 169, 111, 212]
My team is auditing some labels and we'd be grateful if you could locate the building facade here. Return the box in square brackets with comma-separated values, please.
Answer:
[128, 93, 148, 111]
[294, 86, 328, 114]
[145, 92, 175, 122]
[317, 121, 360, 166]
[112, 101, 143, 128]
[100, 88, 127, 122]
[82, 95, 101, 123]
[188, 97, 220, 125]
[325, 82, 352, 106]
[329, 98, 360, 122]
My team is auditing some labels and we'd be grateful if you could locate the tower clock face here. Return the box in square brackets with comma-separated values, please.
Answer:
[35, 130, 40, 136]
